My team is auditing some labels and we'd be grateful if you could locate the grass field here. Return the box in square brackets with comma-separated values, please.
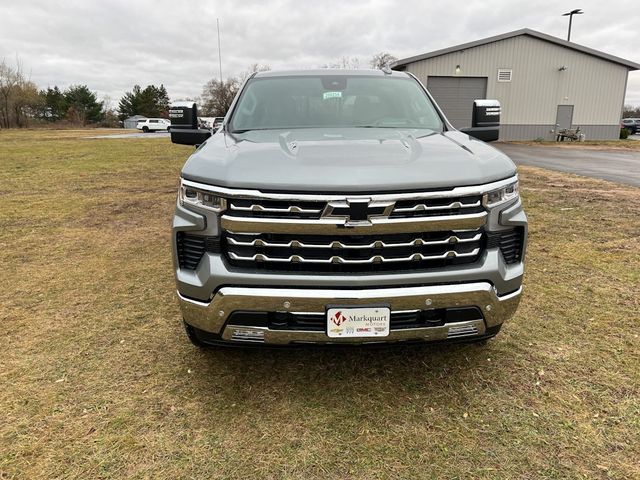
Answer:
[1, 129, 639, 479]
[505, 139, 640, 150]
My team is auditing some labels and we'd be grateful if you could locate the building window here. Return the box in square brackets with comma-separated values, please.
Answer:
[497, 69, 512, 82]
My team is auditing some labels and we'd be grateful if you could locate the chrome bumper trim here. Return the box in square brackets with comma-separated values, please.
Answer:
[178, 282, 522, 344]
[221, 319, 486, 345]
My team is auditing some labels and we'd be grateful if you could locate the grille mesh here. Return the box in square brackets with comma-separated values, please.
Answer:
[176, 233, 220, 270]
[224, 230, 484, 272]
[487, 228, 524, 264]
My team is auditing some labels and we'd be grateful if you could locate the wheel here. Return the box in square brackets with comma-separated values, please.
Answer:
[142, 126, 149, 133]
[183, 320, 208, 348]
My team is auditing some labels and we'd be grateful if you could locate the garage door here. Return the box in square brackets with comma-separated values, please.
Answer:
[426, 76, 487, 129]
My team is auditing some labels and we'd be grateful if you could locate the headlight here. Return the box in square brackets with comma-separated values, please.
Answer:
[483, 180, 519, 207]
[179, 179, 227, 212]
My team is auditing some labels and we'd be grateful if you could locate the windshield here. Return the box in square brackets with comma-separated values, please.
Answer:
[229, 75, 443, 132]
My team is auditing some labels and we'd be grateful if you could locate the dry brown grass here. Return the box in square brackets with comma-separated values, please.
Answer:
[1, 130, 639, 479]
[504, 139, 640, 151]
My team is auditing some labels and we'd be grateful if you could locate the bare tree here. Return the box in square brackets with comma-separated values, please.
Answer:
[370, 52, 398, 70]
[0, 58, 40, 128]
[321, 56, 361, 69]
[239, 63, 271, 83]
[622, 104, 640, 118]
[0, 59, 20, 128]
[201, 77, 239, 117]
[201, 64, 271, 116]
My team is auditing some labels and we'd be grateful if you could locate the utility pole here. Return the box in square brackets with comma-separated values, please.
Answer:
[562, 9, 583, 42]
[217, 18, 223, 83]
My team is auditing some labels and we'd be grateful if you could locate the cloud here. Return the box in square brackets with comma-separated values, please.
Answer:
[1, 0, 639, 105]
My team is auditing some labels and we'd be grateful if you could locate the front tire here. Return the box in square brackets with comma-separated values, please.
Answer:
[142, 126, 149, 133]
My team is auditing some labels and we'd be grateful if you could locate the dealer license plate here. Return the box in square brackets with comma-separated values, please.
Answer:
[326, 306, 390, 338]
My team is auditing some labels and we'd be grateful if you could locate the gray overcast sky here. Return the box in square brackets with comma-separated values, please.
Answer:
[1, 0, 639, 108]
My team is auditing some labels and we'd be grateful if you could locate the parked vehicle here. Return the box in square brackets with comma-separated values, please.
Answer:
[136, 118, 171, 133]
[621, 118, 640, 134]
[212, 117, 225, 130]
[169, 70, 527, 347]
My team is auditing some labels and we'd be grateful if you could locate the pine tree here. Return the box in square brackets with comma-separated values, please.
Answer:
[156, 84, 170, 114]
[117, 84, 171, 119]
[63, 85, 104, 124]
[38, 86, 67, 121]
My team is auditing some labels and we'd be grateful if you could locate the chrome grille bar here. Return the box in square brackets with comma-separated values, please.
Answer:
[227, 233, 482, 249]
[228, 248, 480, 265]
[220, 212, 487, 234]
[393, 200, 481, 213]
[229, 203, 323, 214]
[181, 175, 517, 201]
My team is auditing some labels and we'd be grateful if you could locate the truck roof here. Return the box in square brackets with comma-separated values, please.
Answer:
[253, 69, 409, 78]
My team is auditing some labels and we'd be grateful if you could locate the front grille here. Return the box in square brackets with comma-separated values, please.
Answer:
[226, 195, 483, 220]
[487, 227, 524, 264]
[227, 307, 483, 332]
[390, 196, 483, 218]
[228, 199, 324, 219]
[176, 233, 220, 270]
[224, 229, 484, 272]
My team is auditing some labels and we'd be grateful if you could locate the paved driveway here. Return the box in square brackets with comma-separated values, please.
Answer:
[90, 132, 170, 139]
[494, 143, 640, 187]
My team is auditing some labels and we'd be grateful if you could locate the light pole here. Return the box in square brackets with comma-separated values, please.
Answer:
[217, 18, 223, 83]
[562, 9, 583, 42]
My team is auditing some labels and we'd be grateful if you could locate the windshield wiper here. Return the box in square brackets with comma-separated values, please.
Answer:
[352, 125, 398, 128]
[352, 125, 429, 129]
[230, 127, 285, 134]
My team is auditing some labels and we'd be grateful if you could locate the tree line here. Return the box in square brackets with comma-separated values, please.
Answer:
[0, 59, 109, 128]
[623, 105, 640, 119]
[1, 53, 397, 128]
[197, 53, 398, 117]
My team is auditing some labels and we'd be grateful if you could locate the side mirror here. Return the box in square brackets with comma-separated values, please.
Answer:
[169, 102, 212, 146]
[460, 100, 500, 142]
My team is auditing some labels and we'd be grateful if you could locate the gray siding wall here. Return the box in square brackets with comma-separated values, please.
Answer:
[500, 124, 620, 141]
[404, 35, 629, 140]
[426, 76, 487, 128]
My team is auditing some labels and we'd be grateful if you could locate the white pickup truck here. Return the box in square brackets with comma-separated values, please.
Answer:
[136, 118, 171, 133]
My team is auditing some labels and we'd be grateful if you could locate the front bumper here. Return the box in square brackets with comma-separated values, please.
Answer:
[173, 179, 527, 346]
[179, 282, 522, 345]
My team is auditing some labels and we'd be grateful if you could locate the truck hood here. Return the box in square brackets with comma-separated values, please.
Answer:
[181, 128, 517, 192]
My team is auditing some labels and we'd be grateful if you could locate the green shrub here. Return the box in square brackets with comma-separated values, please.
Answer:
[620, 128, 630, 139]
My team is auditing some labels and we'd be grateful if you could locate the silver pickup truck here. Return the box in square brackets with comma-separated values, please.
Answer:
[169, 69, 527, 347]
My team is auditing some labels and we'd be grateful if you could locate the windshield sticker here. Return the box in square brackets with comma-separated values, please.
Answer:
[323, 91, 342, 100]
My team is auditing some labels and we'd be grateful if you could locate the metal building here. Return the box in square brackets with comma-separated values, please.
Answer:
[392, 29, 640, 140]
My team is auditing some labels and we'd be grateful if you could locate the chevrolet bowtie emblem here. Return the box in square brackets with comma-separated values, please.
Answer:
[321, 198, 395, 226]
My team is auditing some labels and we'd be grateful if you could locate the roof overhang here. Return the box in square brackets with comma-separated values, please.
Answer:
[391, 28, 640, 71]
